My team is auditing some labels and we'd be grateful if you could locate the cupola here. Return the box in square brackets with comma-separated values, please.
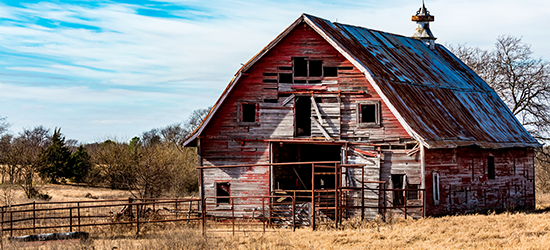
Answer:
[412, 1, 436, 49]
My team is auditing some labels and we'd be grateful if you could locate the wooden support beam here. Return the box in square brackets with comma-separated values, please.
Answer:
[310, 96, 324, 125]
[310, 117, 331, 140]
[282, 94, 295, 106]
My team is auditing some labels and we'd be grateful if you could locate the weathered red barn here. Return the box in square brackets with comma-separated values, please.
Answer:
[184, 4, 540, 224]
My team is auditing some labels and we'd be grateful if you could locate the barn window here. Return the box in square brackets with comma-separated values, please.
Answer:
[309, 60, 322, 77]
[292, 57, 335, 78]
[432, 171, 440, 205]
[488, 156, 495, 179]
[216, 182, 230, 204]
[294, 57, 308, 77]
[357, 101, 380, 127]
[238, 102, 259, 125]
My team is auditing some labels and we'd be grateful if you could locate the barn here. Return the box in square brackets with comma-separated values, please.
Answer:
[183, 4, 539, 226]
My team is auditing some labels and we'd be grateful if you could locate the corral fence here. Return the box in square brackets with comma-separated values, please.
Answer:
[0, 198, 202, 239]
[0, 190, 424, 238]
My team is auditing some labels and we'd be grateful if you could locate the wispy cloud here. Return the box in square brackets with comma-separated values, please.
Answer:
[0, 0, 548, 142]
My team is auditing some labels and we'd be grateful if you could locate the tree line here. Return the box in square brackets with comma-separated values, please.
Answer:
[0, 108, 210, 200]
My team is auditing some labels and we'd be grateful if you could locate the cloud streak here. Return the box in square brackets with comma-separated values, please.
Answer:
[0, 0, 548, 142]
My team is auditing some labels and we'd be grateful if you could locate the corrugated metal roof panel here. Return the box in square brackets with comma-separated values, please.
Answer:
[304, 14, 539, 149]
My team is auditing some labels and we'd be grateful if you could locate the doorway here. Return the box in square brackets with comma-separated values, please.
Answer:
[272, 143, 341, 192]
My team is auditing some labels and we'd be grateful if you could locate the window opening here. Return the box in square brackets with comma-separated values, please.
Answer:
[295, 96, 311, 136]
[357, 102, 380, 127]
[392, 174, 405, 206]
[361, 104, 377, 123]
[488, 156, 495, 179]
[272, 143, 341, 202]
[323, 67, 338, 77]
[241, 103, 256, 123]
[294, 57, 308, 77]
[216, 182, 230, 204]
[309, 60, 322, 77]
[433, 171, 440, 205]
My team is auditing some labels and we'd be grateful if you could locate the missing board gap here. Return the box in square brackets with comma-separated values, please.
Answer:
[279, 73, 293, 83]
[308, 80, 322, 84]
[279, 66, 293, 71]
[338, 67, 354, 71]
[323, 67, 338, 77]
[263, 72, 278, 76]
[264, 98, 278, 103]
[263, 79, 278, 83]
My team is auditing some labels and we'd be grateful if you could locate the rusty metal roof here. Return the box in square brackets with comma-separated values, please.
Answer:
[184, 14, 540, 149]
[305, 14, 539, 149]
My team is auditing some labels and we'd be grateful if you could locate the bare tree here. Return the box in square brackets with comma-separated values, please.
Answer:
[449, 35, 550, 140]
[13, 126, 51, 198]
[0, 116, 9, 135]
[450, 36, 550, 192]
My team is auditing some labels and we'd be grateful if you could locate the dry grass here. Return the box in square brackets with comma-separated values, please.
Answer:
[2, 186, 550, 249]
[0, 184, 132, 206]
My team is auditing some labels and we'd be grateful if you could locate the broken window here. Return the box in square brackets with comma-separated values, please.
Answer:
[238, 102, 258, 124]
[294, 96, 311, 136]
[216, 182, 230, 204]
[432, 171, 440, 205]
[357, 101, 380, 127]
[488, 156, 495, 179]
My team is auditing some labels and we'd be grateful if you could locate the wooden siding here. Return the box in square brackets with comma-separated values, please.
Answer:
[424, 147, 535, 216]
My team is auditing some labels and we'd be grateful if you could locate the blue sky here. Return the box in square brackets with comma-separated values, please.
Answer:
[0, 0, 549, 143]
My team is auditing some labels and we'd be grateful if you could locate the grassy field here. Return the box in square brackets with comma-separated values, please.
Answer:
[2, 185, 550, 249]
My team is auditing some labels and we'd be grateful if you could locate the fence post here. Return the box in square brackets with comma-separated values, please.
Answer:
[292, 192, 296, 232]
[187, 200, 191, 225]
[231, 197, 235, 236]
[201, 198, 206, 236]
[33, 201, 36, 234]
[175, 200, 178, 220]
[311, 163, 316, 231]
[9, 210, 13, 238]
[382, 186, 386, 222]
[262, 198, 265, 234]
[77, 202, 81, 231]
[136, 202, 140, 235]
[361, 167, 364, 222]
[69, 208, 73, 232]
[404, 191, 408, 220]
